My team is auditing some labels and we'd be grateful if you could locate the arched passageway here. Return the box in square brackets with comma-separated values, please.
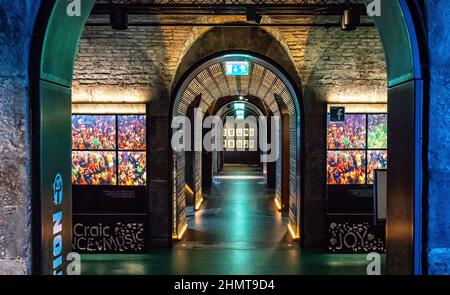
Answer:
[170, 53, 302, 243]
[16, 0, 429, 275]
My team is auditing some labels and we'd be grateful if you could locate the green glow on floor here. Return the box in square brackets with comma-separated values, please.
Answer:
[80, 251, 385, 275]
[80, 165, 386, 275]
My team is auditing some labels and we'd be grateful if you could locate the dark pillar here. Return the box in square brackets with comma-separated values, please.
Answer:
[147, 105, 171, 247]
[301, 88, 327, 249]
[202, 150, 212, 191]
[386, 81, 416, 274]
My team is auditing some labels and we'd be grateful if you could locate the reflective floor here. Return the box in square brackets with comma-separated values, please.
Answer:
[179, 164, 292, 249]
[81, 164, 384, 275]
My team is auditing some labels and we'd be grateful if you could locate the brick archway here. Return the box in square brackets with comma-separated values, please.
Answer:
[170, 51, 303, 242]
[14, 0, 427, 274]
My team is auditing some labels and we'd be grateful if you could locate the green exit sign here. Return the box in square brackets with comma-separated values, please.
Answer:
[226, 61, 249, 76]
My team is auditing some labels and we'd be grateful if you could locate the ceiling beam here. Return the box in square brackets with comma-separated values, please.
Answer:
[91, 3, 367, 16]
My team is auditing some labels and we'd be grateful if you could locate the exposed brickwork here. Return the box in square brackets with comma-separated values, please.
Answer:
[73, 15, 387, 104]
[275, 25, 387, 102]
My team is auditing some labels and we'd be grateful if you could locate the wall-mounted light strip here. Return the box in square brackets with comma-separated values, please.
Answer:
[274, 197, 282, 211]
[185, 184, 194, 195]
[288, 223, 300, 240]
[195, 197, 204, 210]
[172, 224, 187, 241]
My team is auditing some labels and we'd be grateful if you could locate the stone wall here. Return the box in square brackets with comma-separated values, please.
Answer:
[426, 0, 450, 275]
[73, 16, 387, 105]
[0, 0, 41, 275]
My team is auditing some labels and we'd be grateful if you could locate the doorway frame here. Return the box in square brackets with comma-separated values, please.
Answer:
[28, 0, 428, 275]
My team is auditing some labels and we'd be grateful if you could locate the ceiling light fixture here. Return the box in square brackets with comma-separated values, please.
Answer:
[341, 8, 360, 31]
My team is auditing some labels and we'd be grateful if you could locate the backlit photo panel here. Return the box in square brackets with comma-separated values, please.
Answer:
[118, 115, 147, 150]
[367, 150, 388, 184]
[249, 140, 255, 149]
[118, 151, 147, 186]
[244, 128, 249, 136]
[72, 114, 147, 187]
[368, 114, 388, 149]
[72, 151, 117, 185]
[327, 114, 366, 149]
[327, 150, 366, 185]
[72, 115, 116, 150]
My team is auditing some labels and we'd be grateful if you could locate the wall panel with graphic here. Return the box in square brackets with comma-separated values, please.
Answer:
[71, 113, 147, 253]
[326, 107, 387, 253]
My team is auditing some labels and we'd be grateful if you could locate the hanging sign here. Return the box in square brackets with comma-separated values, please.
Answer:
[225, 61, 249, 76]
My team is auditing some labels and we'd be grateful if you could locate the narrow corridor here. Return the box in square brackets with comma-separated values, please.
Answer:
[179, 164, 292, 249]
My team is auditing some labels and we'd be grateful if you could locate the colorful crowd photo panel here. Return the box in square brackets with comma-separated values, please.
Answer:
[72, 114, 147, 187]
[368, 114, 388, 149]
[327, 150, 366, 185]
[118, 115, 147, 150]
[72, 115, 116, 150]
[367, 150, 388, 184]
[118, 151, 147, 186]
[72, 151, 117, 185]
[327, 114, 366, 149]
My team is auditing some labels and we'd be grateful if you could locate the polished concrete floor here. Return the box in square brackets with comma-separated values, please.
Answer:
[178, 164, 293, 249]
[81, 164, 383, 275]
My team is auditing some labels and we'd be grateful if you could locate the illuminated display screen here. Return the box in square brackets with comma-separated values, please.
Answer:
[72, 115, 116, 150]
[118, 152, 147, 186]
[327, 112, 387, 185]
[327, 114, 366, 149]
[327, 150, 366, 185]
[368, 114, 388, 149]
[118, 115, 146, 150]
[72, 151, 117, 185]
[72, 114, 146, 186]
[367, 150, 388, 184]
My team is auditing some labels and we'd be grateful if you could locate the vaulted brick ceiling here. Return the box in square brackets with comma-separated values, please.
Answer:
[177, 61, 295, 116]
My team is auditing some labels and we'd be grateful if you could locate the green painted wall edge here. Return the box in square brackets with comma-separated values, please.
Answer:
[362, 0, 415, 88]
[40, 0, 95, 87]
